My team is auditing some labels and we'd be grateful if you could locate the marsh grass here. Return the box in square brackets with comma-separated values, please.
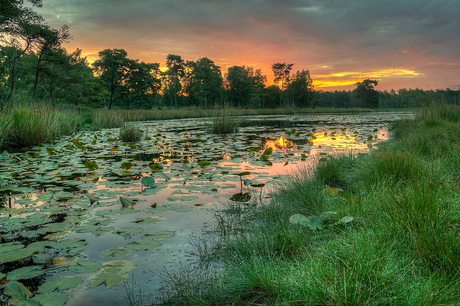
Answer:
[160, 101, 460, 305]
[206, 104, 240, 134]
[119, 122, 143, 142]
[0, 101, 83, 150]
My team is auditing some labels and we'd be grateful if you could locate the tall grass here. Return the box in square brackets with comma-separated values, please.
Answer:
[160, 102, 460, 305]
[0, 101, 83, 150]
[206, 104, 239, 134]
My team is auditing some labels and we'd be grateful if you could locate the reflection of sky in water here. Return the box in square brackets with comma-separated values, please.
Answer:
[0, 112, 413, 305]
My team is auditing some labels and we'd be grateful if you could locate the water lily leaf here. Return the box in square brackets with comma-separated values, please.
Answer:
[38, 276, 82, 293]
[124, 237, 162, 251]
[3, 281, 36, 306]
[141, 176, 155, 188]
[121, 162, 132, 170]
[119, 196, 134, 208]
[262, 147, 273, 155]
[68, 261, 102, 274]
[130, 216, 164, 225]
[233, 172, 251, 176]
[148, 163, 163, 171]
[87, 194, 99, 205]
[31, 292, 67, 306]
[289, 214, 308, 226]
[7, 266, 43, 280]
[198, 160, 211, 167]
[367, 135, 373, 141]
[340, 216, 354, 224]
[306, 216, 323, 231]
[156, 172, 170, 181]
[249, 148, 260, 152]
[55, 239, 87, 253]
[100, 246, 132, 258]
[116, 227, 144, 240]
[259, 154, 269, 161]
[89, 260, 137, 288]
[0, 247, 36, 264]
[83, 161, 98, 171]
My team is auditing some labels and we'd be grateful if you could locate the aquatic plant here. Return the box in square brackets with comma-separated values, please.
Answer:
[207, 104, 239, 134]
[119, 123, 143, 142]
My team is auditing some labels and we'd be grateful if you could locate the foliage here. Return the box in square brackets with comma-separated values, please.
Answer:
[285, 69, 315, 108]
[271, 62, 294, 107]
[353, 79, 379, 108]
[189, 57, 224, 109]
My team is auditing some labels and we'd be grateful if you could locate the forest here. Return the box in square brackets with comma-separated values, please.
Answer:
[2, 0, 459, 112]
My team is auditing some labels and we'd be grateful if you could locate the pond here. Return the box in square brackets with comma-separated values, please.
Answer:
[0, 111, 413, 305]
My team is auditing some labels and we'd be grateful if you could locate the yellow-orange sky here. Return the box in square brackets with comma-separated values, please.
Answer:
[34, 0, 460, 91]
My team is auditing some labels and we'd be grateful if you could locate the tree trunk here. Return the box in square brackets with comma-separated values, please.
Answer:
[6, 39, 31, 105]
[32, 49, 45, 98]
[279, 77, 284, 107]
[174, 71, 178, 108]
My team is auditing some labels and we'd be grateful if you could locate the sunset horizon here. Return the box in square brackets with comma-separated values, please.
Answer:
[32, 0, 460, 92]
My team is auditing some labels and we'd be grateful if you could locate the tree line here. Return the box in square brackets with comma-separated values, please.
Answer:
[1, 0, 458, 111]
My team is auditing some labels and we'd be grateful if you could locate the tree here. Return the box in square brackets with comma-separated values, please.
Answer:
[31, 24, 72, 97]
[285, 69, 314, 108]
[166, 54, 184, 108]
[124, 61, 161, 109]
[271, 62, 294, 107]
[225, 65, 252, 108]
[353, 79, 379, 108]
[0, 0, 45, 107]
[93, 49, 132, 109]
[189, 57, 223, 108]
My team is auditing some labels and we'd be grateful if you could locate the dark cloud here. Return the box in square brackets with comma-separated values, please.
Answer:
[35, 0, 460, 90]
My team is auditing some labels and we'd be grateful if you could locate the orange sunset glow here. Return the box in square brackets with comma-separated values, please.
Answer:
[32, 0, 460, 92]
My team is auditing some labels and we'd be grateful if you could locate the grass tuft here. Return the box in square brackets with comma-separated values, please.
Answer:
[119, 123, 143, 142]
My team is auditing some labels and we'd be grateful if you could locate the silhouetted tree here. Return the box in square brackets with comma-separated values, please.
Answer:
[353, 79, 379, 108]
[271, 62, 294, 107]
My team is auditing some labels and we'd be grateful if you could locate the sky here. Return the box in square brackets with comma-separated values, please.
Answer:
[34, 0, 460, 91]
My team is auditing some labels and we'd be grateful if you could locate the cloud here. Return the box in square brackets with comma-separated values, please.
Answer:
[35, 0, 460, 90]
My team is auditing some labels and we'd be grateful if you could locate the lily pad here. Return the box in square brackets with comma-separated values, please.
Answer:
[121, 162, 132, 170]
[198, 160, 211, 167]
[68, 261, 102, 274]
[7, 266, 43, 280]
[83, 161, 98, 171]
[55, 239, 87, 253]
[119, 196, 135, 208]
[100, 246, 132, 259]
[38, 276, 82, 293]
[141, 176, 155, 188]
[89, 260, 137, 288]
[130, 216, 164, 225]
[3, 281, 35, 306]
[32, 292, 67, 306]
[124, 237, 162, 251]
[116, 227, 144, 240]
